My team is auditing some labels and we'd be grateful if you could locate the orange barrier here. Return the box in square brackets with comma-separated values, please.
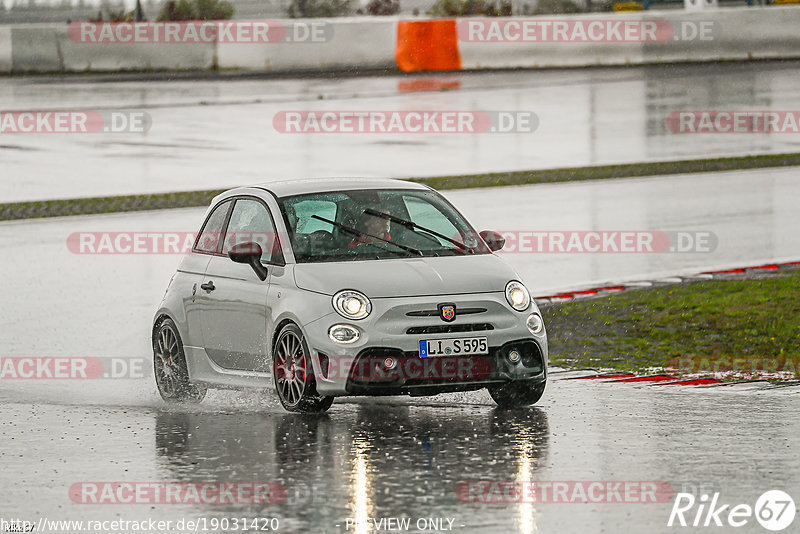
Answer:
[395, 20, 461, 73]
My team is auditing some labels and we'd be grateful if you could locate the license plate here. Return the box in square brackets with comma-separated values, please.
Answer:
[420, 337, 488, 357]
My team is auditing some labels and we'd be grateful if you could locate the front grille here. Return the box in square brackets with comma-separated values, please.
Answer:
[406, 323, 494, 335]
[405, 307, 486, 317]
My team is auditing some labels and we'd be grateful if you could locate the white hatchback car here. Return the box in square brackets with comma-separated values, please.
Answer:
[153, 179, 547, 412]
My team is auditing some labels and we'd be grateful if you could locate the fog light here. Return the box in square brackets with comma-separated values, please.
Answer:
[508, 349, 521, 363]
[383, 357, 397, 370]
[526, 313, 544, 335]
[328, 324, 360, 344]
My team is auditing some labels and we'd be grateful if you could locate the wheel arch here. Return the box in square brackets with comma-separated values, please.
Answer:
[271, 317, 301, 357]
[152, 309, 182, 344]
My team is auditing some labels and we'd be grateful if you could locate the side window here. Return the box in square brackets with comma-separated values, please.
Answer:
[222, 199, 282, 264]
[292, 200, 337, 235]
[194, 200, 231, 254]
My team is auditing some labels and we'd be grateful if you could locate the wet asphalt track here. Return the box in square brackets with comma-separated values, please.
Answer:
[2, 167, 799, 533]
[1, 166, 798, 360]
[3, 61, 800, 202]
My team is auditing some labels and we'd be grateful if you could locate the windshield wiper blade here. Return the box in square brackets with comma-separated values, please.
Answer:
[310, 215, 423, 257]
[363, 208, 469, 252]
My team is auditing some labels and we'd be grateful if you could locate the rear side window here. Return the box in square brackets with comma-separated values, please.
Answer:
[222, 198, 282, 264]
[194, 200, 231, 254]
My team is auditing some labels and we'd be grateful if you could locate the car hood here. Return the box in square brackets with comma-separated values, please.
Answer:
[293, 254, 518, 298]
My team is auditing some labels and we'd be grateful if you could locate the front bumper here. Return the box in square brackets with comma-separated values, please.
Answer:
[302, 292, 548, 396]
[343, 338, 546, 396]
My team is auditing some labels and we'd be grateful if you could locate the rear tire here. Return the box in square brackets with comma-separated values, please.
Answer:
[488, 380, 546, 408]
[273, 323, 333, 413]
[153, 318, 207, 403]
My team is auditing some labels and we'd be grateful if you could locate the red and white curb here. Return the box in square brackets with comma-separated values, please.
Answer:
[550, 370, 800, 390]
[534, 260, 800, 303]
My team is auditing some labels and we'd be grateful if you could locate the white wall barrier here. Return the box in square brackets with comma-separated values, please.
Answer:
[0, 7, 798, 74]
[9, 25, 62, 72]
[58, 24, 216, 72]
[642, 7, 800, 63]
[0, 26, 12, 73]
[216, 18, 397, 71]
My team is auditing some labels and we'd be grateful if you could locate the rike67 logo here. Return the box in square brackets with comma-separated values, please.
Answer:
[668, 490, 796, 531]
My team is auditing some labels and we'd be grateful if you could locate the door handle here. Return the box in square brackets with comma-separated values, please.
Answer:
[200, 281, 215, 292]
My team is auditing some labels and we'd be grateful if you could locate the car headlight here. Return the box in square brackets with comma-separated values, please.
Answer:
[526, 313, 544, 335]
[505, 281, 531, 311]
[332, 290, 372, 320]
[329, 324, 361, 344]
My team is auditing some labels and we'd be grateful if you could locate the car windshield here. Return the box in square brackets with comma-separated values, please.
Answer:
[278, 189, 490, 263]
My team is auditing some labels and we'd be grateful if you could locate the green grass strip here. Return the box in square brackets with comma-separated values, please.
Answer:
[542, 270, 800, 377]
[3, 152, 799, 221]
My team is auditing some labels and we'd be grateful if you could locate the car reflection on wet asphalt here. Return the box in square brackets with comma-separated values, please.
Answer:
[153, 403, 549, 533]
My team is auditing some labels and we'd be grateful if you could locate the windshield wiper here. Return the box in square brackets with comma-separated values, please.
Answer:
[363, 208, 469, 253]
[310, 215, 423, 257]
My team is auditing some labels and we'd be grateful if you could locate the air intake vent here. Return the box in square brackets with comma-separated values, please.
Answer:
[406, 323, 494, 335]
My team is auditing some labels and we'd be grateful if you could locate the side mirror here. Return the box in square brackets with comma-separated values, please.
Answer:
[228, 242, 268, 281]
[480, 230, 505, 252]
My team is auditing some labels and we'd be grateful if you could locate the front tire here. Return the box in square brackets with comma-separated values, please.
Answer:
[488, 380, 546, 408]
[273, 323, 333, 413]
[153, 318, 207, 403]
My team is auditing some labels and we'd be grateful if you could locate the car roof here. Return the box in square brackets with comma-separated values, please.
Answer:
[252, 178, 430, 198]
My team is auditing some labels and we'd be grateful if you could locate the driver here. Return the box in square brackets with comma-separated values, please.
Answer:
[346, 211, 391, 248]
